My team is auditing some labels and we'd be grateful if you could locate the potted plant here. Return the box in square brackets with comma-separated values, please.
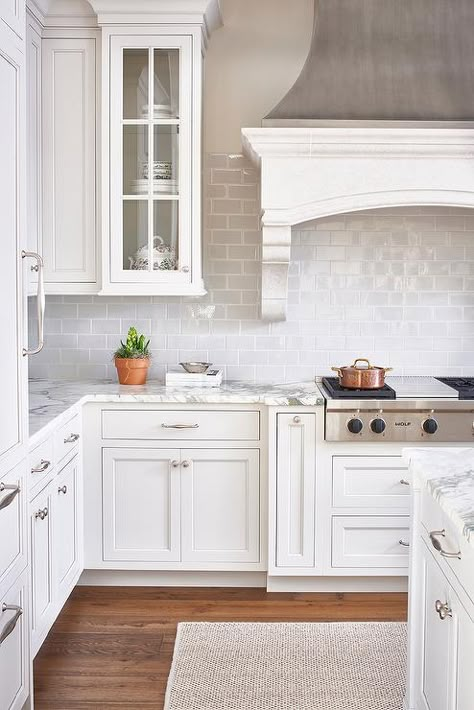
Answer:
[113, 327, 151, 385]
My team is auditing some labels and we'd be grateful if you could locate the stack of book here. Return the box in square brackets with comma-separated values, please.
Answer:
[165, 367, 223, 387]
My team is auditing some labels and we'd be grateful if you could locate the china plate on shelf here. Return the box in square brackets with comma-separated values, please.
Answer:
[130, 179, 179, 195]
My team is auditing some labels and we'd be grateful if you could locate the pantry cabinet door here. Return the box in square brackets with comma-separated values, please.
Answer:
[42, 37, 97, 287]
[0, 571, 29, 710]
[53, 457, 80, 603]
[0, 28, 26, 470]
[30, 487, 53, 655]
[181, 449, 260, 564]
[276, 413, 316, 568]
[103, 448, 180, 562]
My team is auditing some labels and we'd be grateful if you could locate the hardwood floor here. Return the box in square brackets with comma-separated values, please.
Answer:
[34, 586, 408, 709]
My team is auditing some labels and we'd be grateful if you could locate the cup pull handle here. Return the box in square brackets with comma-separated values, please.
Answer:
[0, 604, 23, 646]
[0, 483, 20, 511]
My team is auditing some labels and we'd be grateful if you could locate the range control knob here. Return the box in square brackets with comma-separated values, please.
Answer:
[370, 418, 386, 434]
[347, 418, 363, 434]
[422, 418, 438, 435]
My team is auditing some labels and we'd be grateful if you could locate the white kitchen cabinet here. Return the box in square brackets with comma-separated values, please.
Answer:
[0, 462, 26, 596]
[454, 597, 474, 710]
[26, 14, 42, 296]
[103, 448, 181, 562]
[100, 29, 205, 296]
[332, 455, 410, 509]
[181, 449, 260, 564]
[0, 0, 25, 42]
[42, 35, 98, 292]
[0, 25, 26, 470]
[332, 515, 410, 569]
[0, 570, 29, 710]
[276, 413, 316, 568]
[53, 457, 80, 604]
[30, 484, 53, 651]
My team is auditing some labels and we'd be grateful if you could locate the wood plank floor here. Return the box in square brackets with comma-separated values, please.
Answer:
[34, 586, 408, 710]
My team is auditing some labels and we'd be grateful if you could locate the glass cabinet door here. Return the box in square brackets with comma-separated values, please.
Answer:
[110, 36, 193, 287]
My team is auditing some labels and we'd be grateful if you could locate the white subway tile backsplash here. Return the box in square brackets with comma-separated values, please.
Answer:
[28, 154, 474, 381]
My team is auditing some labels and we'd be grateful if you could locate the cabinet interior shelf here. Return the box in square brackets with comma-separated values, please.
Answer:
[122, 194, 179, 200]
[122, 119, 180, 126]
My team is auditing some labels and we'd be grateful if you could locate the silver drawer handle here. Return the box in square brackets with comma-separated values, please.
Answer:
[64, 433, 80, 443]
[171, 460, 180, 468]
[435, 599, 452, 620]
[0, 604, 23, 646]
[399, 539, 410, 547]
[161, 424, 199, 430]
[429, 529, 461, 559]
[22, 250, 44, 356]
[35, 507, 48, 521]
[31, 459, 51, 474]
[0, 482, 20, 511]
[399, 479, 410, 486]
[182, 460, 191, 468]
[58, 485, 67, 495]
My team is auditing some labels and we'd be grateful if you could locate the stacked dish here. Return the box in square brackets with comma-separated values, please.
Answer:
[141, 104, 175, 119]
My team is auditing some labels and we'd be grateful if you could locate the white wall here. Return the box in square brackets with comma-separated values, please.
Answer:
[204, 0, 314, 152]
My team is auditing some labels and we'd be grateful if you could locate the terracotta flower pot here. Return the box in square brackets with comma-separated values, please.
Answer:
[115, 357, 150, 385]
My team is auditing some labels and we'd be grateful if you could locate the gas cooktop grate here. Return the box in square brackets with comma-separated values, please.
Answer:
[436, 377, 474, 400]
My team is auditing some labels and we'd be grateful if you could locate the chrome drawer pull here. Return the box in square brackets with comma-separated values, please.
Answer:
[399, 479, 410, 486]
[182, 460, 191, 468]
[35, 507, 48, 521]
[0, 482, 20, 511]
[398, 539, 410, 547]
[429, 529, 461, 559]
[0, 604, 23, 646]
[161, 423, 199, 430]
[64, 433, 80, 443]
[31, 459, 51, 474]
[435, 599, 452, 620]
[58, 485, 67, 495]
[171, 460, 180, 468]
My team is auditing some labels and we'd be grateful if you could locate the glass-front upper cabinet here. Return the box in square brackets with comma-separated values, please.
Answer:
[104, 33, 204, 296]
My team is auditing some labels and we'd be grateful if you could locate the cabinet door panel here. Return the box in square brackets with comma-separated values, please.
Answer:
[42, 38, 97, 284]
[181, 449, 260, 564]
[31, 487, 53, 651]
[103, 448, 180, 561]
[420, 541, 453, 710]
[0, 37, 24, 466]
[455, 600, 474, 710]
[0, 571, 29, 710]
[0, 461, 26, 593]
[53, 458, 79, 601]
[26, 20, 42, 295]
[276, 413, 315, 567]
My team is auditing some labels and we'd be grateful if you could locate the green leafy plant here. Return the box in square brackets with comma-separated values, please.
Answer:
[113, 327, 151, 360]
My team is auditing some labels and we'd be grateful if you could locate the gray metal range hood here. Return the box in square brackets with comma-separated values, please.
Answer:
[265, 0, 474, 125]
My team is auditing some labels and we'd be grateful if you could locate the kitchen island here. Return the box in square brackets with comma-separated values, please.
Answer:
[404, 447, 474, 710]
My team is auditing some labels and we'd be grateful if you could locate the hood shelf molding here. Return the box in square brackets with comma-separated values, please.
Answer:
[242, 125, 474, 321]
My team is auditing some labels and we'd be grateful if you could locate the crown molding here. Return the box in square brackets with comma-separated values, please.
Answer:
[243, 125, 474, 321]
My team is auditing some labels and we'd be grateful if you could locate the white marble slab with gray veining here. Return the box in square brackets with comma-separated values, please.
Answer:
[405, 447, 474, 550]
[29, 378, 325, 442]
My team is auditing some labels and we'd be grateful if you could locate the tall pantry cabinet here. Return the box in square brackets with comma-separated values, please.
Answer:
[0, 2, 31, 710]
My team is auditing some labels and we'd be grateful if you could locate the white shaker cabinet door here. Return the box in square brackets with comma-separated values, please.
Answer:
[103, 448, 181, 562]
[0, 571, 29, 710]
[26, 19, 42, 296]
[42, 37, 97, 289]
[276, 413, 316, 568]
[30, 486, 53, 655]
[53, 457, 80, 603]
[454, 596, 474, 710]
[181, 449, 260, 564]
[418, 541, 454, 710]
[0, 32, 25, 468]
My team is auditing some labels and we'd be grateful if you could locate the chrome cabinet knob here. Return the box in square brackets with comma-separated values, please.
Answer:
[293, 416, 301, 424]
[171, 460, 180, 468]
[435, 599, 452, 620]
[58, 485, 67, 495]
[35, 507, 48, 520]
[182, 460, 191, 468]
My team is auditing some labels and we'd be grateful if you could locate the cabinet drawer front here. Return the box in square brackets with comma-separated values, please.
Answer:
[332, 456, 410, 509]
[102, 410, 260, 441]
[28, 437, 54, 494]
[0, 571, 29, 710]
[55, 414, 81, 463]
[0, 462, 26, 593]
[332, 516, 410, 568]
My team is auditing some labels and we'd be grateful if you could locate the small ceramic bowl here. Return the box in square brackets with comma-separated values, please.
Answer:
[180, 362, 212, 374]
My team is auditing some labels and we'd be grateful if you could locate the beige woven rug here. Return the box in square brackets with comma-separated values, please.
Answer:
[164, 621, 407, 710]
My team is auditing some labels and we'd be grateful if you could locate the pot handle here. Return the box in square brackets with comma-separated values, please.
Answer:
[331, 367, 343, 376]
[382, 367, 393, 373]
[352, 358, 372, 369]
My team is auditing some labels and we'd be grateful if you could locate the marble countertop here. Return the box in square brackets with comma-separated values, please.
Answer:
[29, 378, 325, 442]
[405, 448, 474, 550]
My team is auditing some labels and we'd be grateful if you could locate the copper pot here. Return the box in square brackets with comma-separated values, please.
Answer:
[331, 358, 392, 390]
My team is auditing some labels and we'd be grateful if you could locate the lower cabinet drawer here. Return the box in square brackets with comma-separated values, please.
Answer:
[55, 413, 81, 464]
[0, 571, 29, 710]
[101, 409, 260, 441]
[28, 437, 54, 495]
[332, 456, 410, 509]
[332, 516, 411, 569]
[0, 462, 26, 592]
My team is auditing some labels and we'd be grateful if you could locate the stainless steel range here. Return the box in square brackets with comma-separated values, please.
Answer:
[322, 376, 474, 442]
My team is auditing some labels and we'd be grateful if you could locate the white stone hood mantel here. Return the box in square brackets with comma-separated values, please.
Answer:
[242, 125, 474, 321]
